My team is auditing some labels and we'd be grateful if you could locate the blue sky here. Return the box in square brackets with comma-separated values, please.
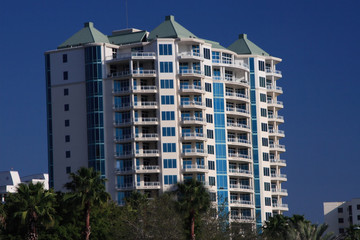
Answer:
[1, 0, 359, 223]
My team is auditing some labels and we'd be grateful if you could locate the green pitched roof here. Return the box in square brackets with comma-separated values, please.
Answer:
[228, 34, 269, 56]
[58, 22, 109, 49]
[108, 31, 147, 45]
[201, 39, 227, 50]
[148, 15, 197, 41]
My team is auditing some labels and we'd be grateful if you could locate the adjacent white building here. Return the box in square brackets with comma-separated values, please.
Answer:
[324, 199, 360, 234]
[45, 15, 287, 227]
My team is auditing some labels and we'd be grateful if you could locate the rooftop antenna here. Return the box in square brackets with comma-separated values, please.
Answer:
[125, 0, 129, 28]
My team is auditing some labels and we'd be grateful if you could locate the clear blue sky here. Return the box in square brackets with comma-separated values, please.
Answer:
[1, 0, 359, 224]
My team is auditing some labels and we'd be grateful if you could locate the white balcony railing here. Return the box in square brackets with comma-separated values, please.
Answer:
[228, 168, 252, 175]
[136, 165, 160, 171]
[228, 153, 251, 159]
[271, 188, 288, 194]
[179, 52, 203, 58]
[132, 69, 156, 75]
[181, 116, 204, 122]
[230, 199, 254, 205]
[271, 173, 287, 179]
[266, 68, 282, 75]
[227, 122, 251, 129]
[269, 129, 285, 135]
[180, 85, 204, 91]
[133, 85, 157, 91]
[267, 100, 283, 105]
[131, 52, 156, 57]
[268, 115, 284, 121]
[183, 164, 207, 170]
[266, 85, 283, 91]
[134, 117, 158, 123]
[134, 101, 158, 107]
[270, 159, 286, 164]
[229, 184, 253, 190]
[179, 69, 203, 75]
[182, 132, 206, 138]
[227, 138, 251, 145]
[134, 133, 158, 139]
[135, 149, 159, 156]
[269, 144, 286, 149]
[180, 101, 204, 107]
[273, 203, 288, 208]
[182, 148, 205, 154]
[225, 92, 249, 100]
[226, 107, 250, 115]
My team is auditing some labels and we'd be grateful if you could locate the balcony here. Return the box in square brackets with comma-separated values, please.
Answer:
[136, 181, 161, 190]
[134, 117, 159, 125]
[271, 173, 287, 181]
[132, 85, 157, 93]
[132, 69, 156, 78]
[270, 158, 287, 167]
[229, 200, 254, 208]
[114, 151, 133, 158]
[227, 122, 251, 132]
[178, 51, 204, 61]
[180, 101, 205, 109]
[113, 87, 131, 95]
[135, 149, 160, 157]
[267, 100, 284, 108]
[269, 144, 286, 152]
[182, 148, 207, 157]
[266, 85, 283, 94]
[266, 67, 282, 77]
[272, 203, 289, 211]
[226, 107, 250, 117]
[182, 164, 208, 173]
[115, 167, 135, 175]
[181, 132, 207, 141]
[116, 183, 135, 190]
[178, 69, 204, 78]
[271, 188, 288, 196]
[134, 133, 159, 141]
[107, 71, 131, 79]
[113, 103, 131, 111]
[227, 138, 251, 147]
[221, 77, 249, 87]
[268, 115, 284, 123]
[228, 168, 253, 177]
[228, 153, 252, 162]
[268, 129, 285, 138]
[107, 52, 156, 61]
[133, 101, 158, 109]
[229, 184, 253, 192]
[114, 119, 132, 127]
[114, 135, 132, 143]
[135, 165, 160, 173]
[181, 117, 206, 125]
[225, 92, 250, 102]
[179, 85, 205, 94]
[230, 215, 255, 222]
[212, 60, 249, 71]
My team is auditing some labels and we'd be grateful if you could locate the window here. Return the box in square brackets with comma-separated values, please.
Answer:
[208, 161, 215, 170]
[209, 176, 216, 186]
[261, 123, 268, 132]
[159, 44, 172, 55]
[207, 130, 213, 139]
[263, 152, 269, 161]
[160, 79, 174, 89]
[65, 135, 70, 142]
[205, 83, 212, 92]
[204, 48, 210, 59]
[357, 204, 360, 210]
[162, 127, 176, 136]
[259, 61, 265, 71]
[339, 228, 344, 234]
[212, 51, 220, 63]
[260, 93, 267, 102]
[264, 182, 270, 191]
[163, 143, 176, 152]
[161, 95, 174, 105]
[63, 71, 68, 80]
[206, 98, 212, 108]
[63, 54, 67, 63]
[65, 151, 71, 158]
[204, 65, 211, 76]
[64, 104, 69, 111]
[338, 208, 343, 213]
[259, 77, 266, 87]
[164, 159, 177, 168]
[65, 119, 70, 127]
[261, 108, 267, 117]
[262, 138, 268, 146]
[164, 175, 177, 185]
[210, 192, 216, 202]
[264, 167, 270, 176]
[162, 111, 175, 120]
[357, 215, 360, 221]
[64, 88, 69, 96]
[66, 166, 71, 174]
[338, 218, 344, 223]
[265, 197, 271, 206]
[206, 114, 213, 123]
[160, 62, 173, 73]
[208, 145, 214, 155]
[266, 212, 272, 221]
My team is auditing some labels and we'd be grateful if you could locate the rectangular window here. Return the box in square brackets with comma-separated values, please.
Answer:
[209, 176, 216, 186]
[205, 83, 212, 92]
[212, 51, 220, 63]
[338, 208, 343, 213]
[338, 218, 344, 223]
[164, 175, 177, 185]
[164, 159, 177, 168]
[259, 61, 265, 71]
[65, 151, 71, 158]
[160, 62, 173, 73]
[260, 93, 267, 102]
[204, 65, 211, 77]
[210, 192, 216, 202]
[162, 127, 176, 137]
[208, 161, 215, 170]
[63, 54, 67, 63]
[65, 119, 70, 127]
[206, 98, 212, 108]
[259, 77, 266, 87]
[266, 212, 272, 221]
[64, 88, 69, 96]
[65, 135, 70, 142]
[263, 152, 269, 161]
[160, 79, 174, 89]
[64, 104, 69, 111]
[63, 71, 68, 80]
[357, 215, 360, 221]
[204, 48, 210, 59]
[163, 143, 176, 152]
[262, 138, 268, 146]
[207, 145, 214, 155]
[264, 167, 270, 176]
[264, 182, 270, 191]
[265, 197, 271, 206]
[159, 44, 172, 55]
[161, 95, 175, 105]
[206, 114, 213, 123]
[66, 166, 71, 174]
[161, 111, 175, 120]
[357, 205, 360, 210]
[207, 130, 213, 139]
[261, 108, 267, 117]
[261, 123, 268, 132]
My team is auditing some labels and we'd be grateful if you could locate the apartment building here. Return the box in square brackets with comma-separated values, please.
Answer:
[45, 15, 287, 227]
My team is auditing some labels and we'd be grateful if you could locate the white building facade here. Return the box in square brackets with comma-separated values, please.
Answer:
[45, 16, 287, 227]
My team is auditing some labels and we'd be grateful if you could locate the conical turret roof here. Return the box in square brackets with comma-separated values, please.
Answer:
[228, 34, 269, 56]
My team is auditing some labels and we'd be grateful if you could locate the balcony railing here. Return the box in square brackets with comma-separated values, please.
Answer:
[227, 138, 251, 145]
[180, 101, 204, 107]
[269, 144, 286, 149]
[133, 85, 157, 91]
[266, 85, 283, 91]
[183, 164, 207, 170]
[136, 165, 160, 171]
[179, 52, 203, 58]
[179, 69, 203, 75]
[182, 148, 206, 154]
[269, 129, 285, 135]
[114, 119, 132, 126]
[131, 52, 156, 57]
[230, 199, 253, 205]
[268, 115, 284, 121]
[266, 68, 282, 75]
[108, 71, 130, 78]
[271, 173, 287, 179]
[225, 92, 249, 100]
[212, 60, 249, 69]
[134, 101, 158, 107]
[182, 132, 206, 138]
[134, 117, 158, 123]
[114, 135, 132, 141]
[267, 100, 284, 106]
[273, 203, 288, 208]
[228, 168, 252, 175]
[110, 52, 156, 60]
[229, 184, 253, 190]
[135, 149, 159, 156]
[180, 85, 204, 91]
[181, 116, 204, 123]
[134, 133, 159, 139]
[222, 77, 249, 85]
[228, 153, 251, 159]
[132, 69, 156, 75]
[113, 87, 131, 94]
[270, 159, 286, 164]
[226, 107, 250, 115]
[271, 188, 288, 194]
[227, 122, 251, 130]
[230, 215, 255, 221]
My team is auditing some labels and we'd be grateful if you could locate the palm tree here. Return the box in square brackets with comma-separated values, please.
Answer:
[175, 179, 210, 240]
[9, 182, 55, 240]
[296, 221, 335, 240]
[65, 167, 110, 240]
[262, 214, 290, 240]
